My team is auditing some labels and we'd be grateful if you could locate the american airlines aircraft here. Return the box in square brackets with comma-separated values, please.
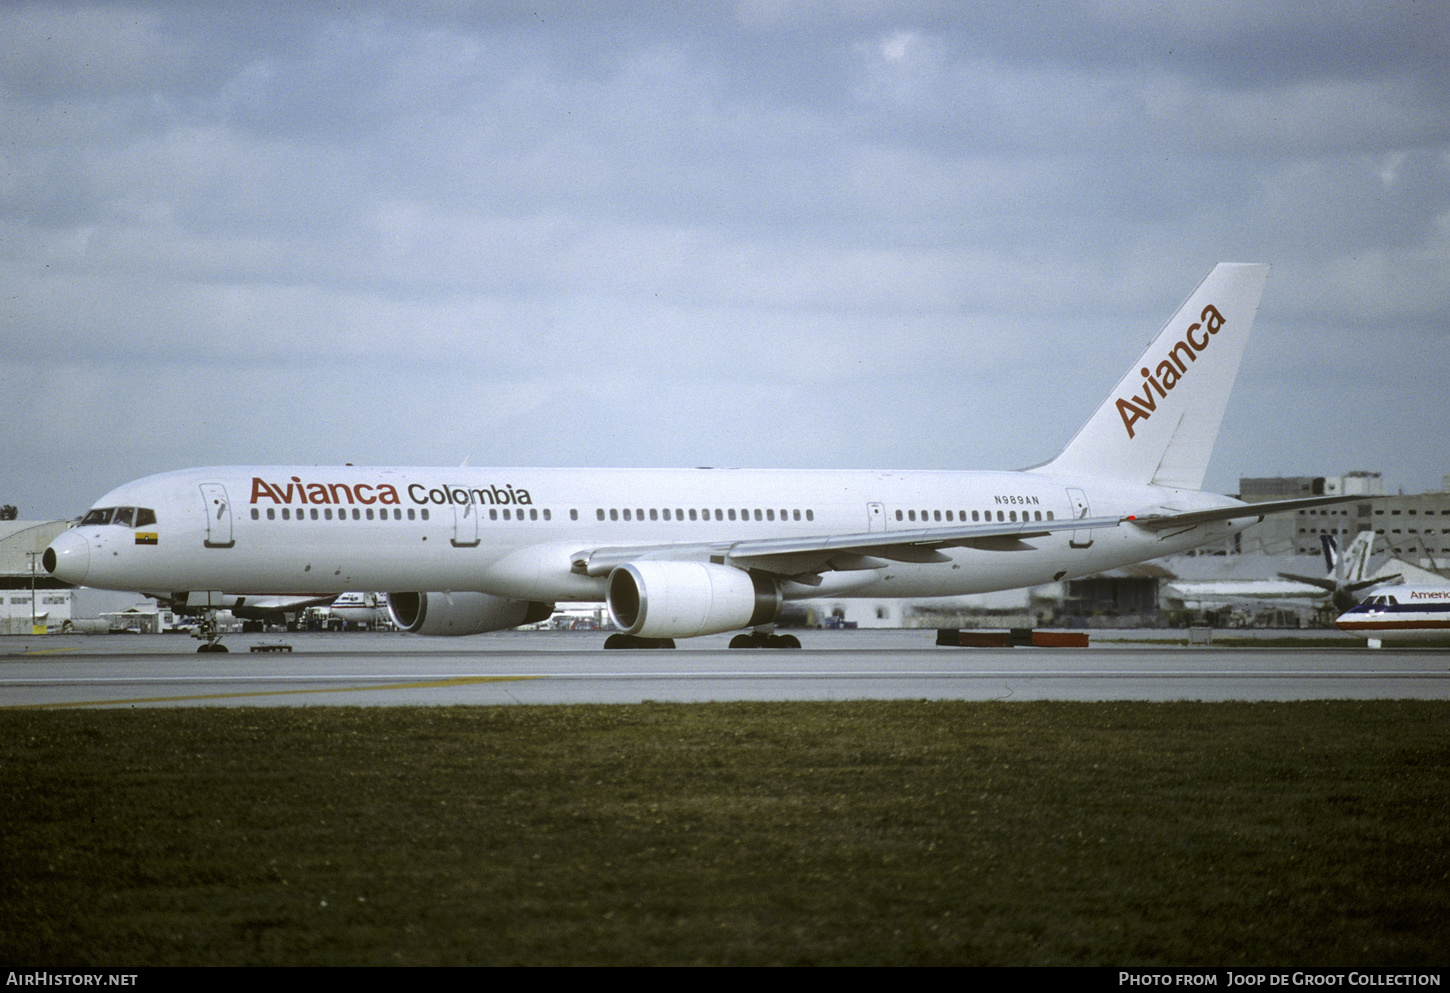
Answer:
[1335, 586, 1450, 647]
[43, 263, 1366, 651]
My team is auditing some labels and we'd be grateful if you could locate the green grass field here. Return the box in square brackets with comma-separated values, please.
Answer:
[2, 700, 1447, 966]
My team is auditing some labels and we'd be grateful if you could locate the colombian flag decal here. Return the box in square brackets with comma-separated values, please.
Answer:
[135, 532, 158, 545]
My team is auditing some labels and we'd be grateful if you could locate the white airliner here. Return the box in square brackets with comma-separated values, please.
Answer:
[44, 263, 1368, 651]
[327, 592, 391, 629]
[1334, 586, 1450, 647]
[1162, 534, 1397, 615]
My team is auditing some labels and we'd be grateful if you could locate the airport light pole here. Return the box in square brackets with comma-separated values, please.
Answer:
[25, 551, 37, 634]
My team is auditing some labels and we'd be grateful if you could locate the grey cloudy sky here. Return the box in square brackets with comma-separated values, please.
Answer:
[4, 0, 1447, 520]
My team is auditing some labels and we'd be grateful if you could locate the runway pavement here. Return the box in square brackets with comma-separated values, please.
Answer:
[3, 628, 1448, 709]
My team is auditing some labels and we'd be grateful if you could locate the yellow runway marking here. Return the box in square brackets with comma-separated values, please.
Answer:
[3, 674, 542, 710]
[10, 647, 83, 656]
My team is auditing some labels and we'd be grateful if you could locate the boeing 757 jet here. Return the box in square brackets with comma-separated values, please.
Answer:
[45, 263, 1366, 650]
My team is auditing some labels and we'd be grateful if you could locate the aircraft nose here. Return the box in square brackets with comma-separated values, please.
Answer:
[44, 530, 91, 586]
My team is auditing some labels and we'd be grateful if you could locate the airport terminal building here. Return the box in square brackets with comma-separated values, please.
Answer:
[1239, 471, 1450, 571]
[0, 520, 73, 633]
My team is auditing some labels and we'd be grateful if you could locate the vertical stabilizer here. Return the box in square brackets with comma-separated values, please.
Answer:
[1032, 263, 1269, 490]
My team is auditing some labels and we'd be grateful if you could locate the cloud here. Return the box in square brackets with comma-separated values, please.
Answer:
[1, 2, 1446, 519]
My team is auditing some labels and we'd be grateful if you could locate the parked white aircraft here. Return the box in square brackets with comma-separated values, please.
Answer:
[44, 263, 1367, 651]
[1162, 534, 1397, 615]
[1276, 533, 1399, 612]
[1334, 586, 1450, 647]
[327, 591, 390, 629]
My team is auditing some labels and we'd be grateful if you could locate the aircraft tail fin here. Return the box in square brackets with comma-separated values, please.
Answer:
[1032, 263, 1269, 490]
[1340, 532, 1377, 584]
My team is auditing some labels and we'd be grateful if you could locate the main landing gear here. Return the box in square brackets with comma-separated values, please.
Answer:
[729, 631, 801, 649]
[600, 630, 803, 649]
[603, 634, 676, 649]
[193, 608, 229, 653]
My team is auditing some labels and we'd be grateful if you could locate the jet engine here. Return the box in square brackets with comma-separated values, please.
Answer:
[388, 591, 554, 636]
[607, 561, 781, 639]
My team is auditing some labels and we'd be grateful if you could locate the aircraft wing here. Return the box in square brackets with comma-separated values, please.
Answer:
[572, 494, 1375, 580]
[145, 592, 340, 619]
[574, 513, 1123, 578]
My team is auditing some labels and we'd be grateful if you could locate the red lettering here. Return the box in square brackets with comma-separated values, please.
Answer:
[1116, 397, 1150, 438]
[1201, 304, 1225, 333]
[250, 477, 280, 503]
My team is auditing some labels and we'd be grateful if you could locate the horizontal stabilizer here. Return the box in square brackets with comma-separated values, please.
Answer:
[1126, 494, 1367, 531]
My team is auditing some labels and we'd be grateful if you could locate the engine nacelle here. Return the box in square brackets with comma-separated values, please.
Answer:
[388, 591, 554, 636]
[607, 561, 781, 639]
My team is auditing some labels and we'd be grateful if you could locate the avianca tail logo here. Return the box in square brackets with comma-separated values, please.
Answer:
[1116, 304, 1227, 439]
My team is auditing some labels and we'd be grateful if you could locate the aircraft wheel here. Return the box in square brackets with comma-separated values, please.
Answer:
[773, 634, 801, 649]
[729, 634, 756, 649]
[605, 634, 677, 649]
[197, 643, 229, 653]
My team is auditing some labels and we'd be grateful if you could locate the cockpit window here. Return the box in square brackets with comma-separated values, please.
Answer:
[79, 506, 157, 528]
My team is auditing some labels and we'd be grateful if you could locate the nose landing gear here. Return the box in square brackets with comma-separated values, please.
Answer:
[193, 608, 229, 653]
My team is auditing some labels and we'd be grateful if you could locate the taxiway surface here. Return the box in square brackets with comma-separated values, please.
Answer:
[3, 629, 1447, 709]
